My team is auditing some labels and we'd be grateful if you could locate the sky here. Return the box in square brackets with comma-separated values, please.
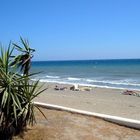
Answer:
[0, 0, 140, 61]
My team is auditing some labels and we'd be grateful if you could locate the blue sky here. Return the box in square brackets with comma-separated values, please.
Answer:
[0, 0, 140, 60]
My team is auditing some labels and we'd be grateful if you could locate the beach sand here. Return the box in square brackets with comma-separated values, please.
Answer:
[35, 82, 140, 120]
[14, 107, 140, 140]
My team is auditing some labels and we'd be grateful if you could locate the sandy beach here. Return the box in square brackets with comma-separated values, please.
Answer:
[35, 82, 140, 120]
[14, 107, 140, 140]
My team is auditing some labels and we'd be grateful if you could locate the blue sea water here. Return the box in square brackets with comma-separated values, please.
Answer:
[31, 59, 140, 90]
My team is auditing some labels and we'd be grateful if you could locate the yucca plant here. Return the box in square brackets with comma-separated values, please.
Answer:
[0, 38, 46, 140]
[11, 37, 35, 76]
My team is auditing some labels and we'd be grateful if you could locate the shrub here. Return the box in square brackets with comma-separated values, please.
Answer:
[0, 37, 46, 140]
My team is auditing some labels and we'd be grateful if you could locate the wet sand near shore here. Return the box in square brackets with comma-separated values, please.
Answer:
[35, 82, 140, 120]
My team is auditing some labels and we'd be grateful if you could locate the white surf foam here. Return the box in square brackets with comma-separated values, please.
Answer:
[31, 75, 140, 91]
[34, 79, 140, 91]
[67, 77, 81, 81]
[86, 79, 140, 86]
[46, 75, 60, 79]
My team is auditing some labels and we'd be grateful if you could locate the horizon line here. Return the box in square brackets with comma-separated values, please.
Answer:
[32, 58, 140, 62]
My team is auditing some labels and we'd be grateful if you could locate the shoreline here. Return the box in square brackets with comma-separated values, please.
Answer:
[35, 82, 140, 120]
[37, 81, 140, 91]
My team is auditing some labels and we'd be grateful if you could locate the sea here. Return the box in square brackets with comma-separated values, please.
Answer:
[31, 59, 140, 91]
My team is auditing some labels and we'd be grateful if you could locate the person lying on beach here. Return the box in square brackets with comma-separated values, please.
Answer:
[70, 84, 92, 91]
[54, 85, 67, 91]
[122, 90, 140, 97]
[80, 87, 92, 91]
